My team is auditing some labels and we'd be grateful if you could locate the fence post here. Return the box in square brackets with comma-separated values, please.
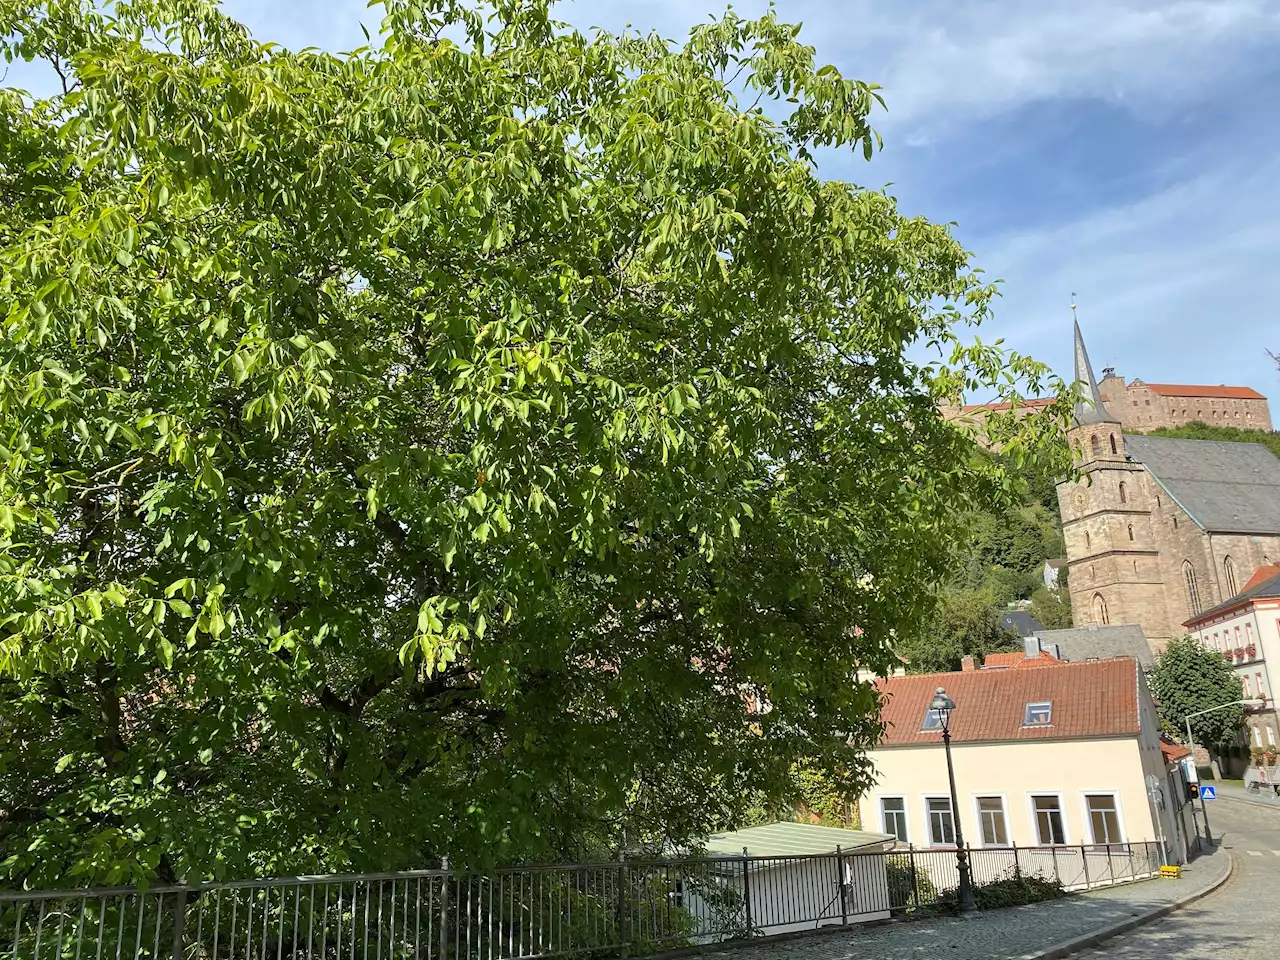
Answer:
[617, 852, 629, 957]
[835, 846, 848, 926]
[1080, 845, 1089, 890]
[171, 888, 188, 960]
[1107, 844, 1114, 883]
[1051, 843, 1059, 885]
[440, 858, 450, 960]
[1012, 841, 1020, 878]
[741, 847, 753, 937]
[1127, 843, 1136, 882]
[909, 846, 920, 912]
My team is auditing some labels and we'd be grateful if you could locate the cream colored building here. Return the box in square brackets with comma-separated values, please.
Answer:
[1184, 565, 1280, 748]
[862, 651, 1196, 864]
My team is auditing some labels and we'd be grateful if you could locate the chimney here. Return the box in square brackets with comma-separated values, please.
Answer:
[1023, 636, 1042, 658]
[961, 655, 976, 672]
[1047, 644, 1062, 660]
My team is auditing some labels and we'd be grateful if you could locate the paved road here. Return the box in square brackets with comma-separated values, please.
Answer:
[1072, 796, 1280, 959]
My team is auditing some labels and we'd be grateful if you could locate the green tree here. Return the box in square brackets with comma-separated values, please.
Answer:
[0, 0, 1068, 885]
[897, 587, 1022, 674]
[1136, 421, 1280, 459]
[1027, 585, 1072, 630]
[1149, 636, 1246, 747]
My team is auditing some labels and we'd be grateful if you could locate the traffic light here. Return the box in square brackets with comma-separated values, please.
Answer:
[1186, 782, 1199, 800]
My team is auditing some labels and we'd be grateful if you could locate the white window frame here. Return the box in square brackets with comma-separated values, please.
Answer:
[1027, 791, 1070, 846]
[1023, 701, 1053, 726]
[1079, 790, 1127, 846]
[971, 793, 1011, 848]
[923, 795, 957, 848]
[878, 795, 910, 844]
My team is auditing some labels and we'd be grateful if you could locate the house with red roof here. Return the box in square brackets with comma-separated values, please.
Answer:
[1184, 564, 1280, 753]
[862, 648, 1198, 866]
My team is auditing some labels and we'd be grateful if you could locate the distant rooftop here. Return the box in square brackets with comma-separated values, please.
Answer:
[1142, 383, 1266, 400]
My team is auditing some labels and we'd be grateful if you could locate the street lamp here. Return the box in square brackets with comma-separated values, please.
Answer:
[1184, 698, 1264, 845]
[930, 686, 976, 913]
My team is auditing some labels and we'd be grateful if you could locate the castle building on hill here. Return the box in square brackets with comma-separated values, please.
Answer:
[1096, 371, 1272, 432]
[1057, 323, 1280, 652]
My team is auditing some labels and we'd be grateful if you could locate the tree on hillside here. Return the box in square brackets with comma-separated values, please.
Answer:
[1137, 421, 1280, 459]
[896, 588, 1022, 674]
[0, 0, 1069, 886]
[1149, 637, 1246, 748]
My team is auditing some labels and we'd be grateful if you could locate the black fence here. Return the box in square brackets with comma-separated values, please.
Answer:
[0, 841, 1163, 960]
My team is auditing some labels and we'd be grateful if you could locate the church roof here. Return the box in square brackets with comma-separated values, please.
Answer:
[1124, 435, 1280, 535]
[1143, 383, 1266, 400]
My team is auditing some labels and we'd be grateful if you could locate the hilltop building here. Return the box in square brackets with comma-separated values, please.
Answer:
[1056, 323, 1280, 651]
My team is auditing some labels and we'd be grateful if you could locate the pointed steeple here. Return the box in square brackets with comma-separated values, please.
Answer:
[1072, 316, 1113, 425]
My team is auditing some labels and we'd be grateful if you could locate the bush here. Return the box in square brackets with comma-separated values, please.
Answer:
[972, 871, 1065, 910]
[885, 855, 939, 912]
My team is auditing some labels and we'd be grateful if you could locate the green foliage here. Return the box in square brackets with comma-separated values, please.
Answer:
[1136, 421, 1280, 459]
[1150, 636, 1246, 746]
[885, 853, 938, 911]
[0, 0, 1068, 886]
[896, 587, 1021, 674]
[1028, 584, 1072, 630]
[970, 872, 1064, 910]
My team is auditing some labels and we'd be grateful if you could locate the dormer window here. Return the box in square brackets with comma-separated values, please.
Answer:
[1024, 701, 1053, 726]
[922, 708, 945, 731]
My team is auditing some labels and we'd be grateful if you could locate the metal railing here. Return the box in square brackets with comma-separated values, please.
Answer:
[0, 841, 1163, 960]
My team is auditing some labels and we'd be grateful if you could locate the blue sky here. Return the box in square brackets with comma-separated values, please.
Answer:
[12, 0, 1280, 400]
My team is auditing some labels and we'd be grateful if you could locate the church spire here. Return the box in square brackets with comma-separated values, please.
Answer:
[1072, 303, 1113, 425]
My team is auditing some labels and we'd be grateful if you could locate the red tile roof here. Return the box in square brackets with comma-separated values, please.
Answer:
[1243, 565, 1280, 592]
[876, 659, 1140, 746]
[981, 650, 1064, 669]
[960, 398, 1056, 413]
[1160, 741, 1192, 764]
[1143, 383, 1266, 400]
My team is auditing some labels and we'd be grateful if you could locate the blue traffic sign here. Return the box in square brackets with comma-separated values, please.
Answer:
[1199, 785, 1217, 800]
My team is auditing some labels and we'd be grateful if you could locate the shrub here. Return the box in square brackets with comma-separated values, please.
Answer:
[972, 872, 1065, 910]
[885, 854, 940, 912]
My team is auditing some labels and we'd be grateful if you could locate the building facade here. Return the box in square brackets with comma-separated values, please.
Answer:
[863, 653, 1195, 863]
[1184, 566, 1280, 749]
[1097, 372, 1272, 432]
[1057, 323, 1280, 651]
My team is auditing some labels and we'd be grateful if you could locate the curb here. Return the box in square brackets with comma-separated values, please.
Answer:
[1217, 792, 1280, 810]
[1016, 853, 1236, 960]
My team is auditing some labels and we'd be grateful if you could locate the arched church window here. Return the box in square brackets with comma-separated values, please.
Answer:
[1109, 434, 1117, 455]
[1085, 531, 1091, 549]
[1224, 556, 1238, 597]
[1173, 516, 1178, 530]
[1127, 524, 1134, 541]
[1133, 559, 1139, 574]
[1183, 561, 1203, 616]
[1093, 593, 1109, 626]
[1118, 482, 1128, 504]
[1090, 435, 1101, 459]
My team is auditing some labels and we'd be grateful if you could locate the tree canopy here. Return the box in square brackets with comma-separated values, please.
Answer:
[1135, 421, 1280, 459]
[0, 0, 1068, 886]
[1150, 636, 1246, 748]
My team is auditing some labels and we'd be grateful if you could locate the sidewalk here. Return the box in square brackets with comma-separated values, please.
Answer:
[1205, 781, 1280, 808]
[692, 847, 1232, 960]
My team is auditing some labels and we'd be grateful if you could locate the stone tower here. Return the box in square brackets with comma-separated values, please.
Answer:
[1057, 322, 1167, 635]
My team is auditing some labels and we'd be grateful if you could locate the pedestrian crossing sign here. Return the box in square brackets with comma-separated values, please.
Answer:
[1199, 785, 1217, 800]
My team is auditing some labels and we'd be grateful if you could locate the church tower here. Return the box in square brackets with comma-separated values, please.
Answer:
[1057, 320, 1163, 634]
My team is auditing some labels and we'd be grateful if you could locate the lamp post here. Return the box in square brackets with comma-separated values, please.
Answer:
[930, 687, 976, 913]
[1184, 698, 1264, 845]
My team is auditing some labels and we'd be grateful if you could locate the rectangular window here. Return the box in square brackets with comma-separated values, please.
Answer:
[1033, 795, 1066, 845]
[977, 797, 1008, 846]
[1085, 794, 1122, 845]
[1268, 726, 1275, 746]
[1257, 673, 1265, 701]
[927, 797, 956, 846]
[880, 797, 908, 843]
[1243, 675, 1252, 697]
[1023, 701, 1053, 726]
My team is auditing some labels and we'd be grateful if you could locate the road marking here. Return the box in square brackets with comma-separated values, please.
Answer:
[1248, 850, 1263, 856]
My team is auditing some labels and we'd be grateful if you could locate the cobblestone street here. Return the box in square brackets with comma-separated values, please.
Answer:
[1072, 796, 1279, 959]
[695, 830, 1233, 960]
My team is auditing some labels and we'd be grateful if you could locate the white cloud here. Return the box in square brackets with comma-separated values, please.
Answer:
[973, 149, 1280, 393]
